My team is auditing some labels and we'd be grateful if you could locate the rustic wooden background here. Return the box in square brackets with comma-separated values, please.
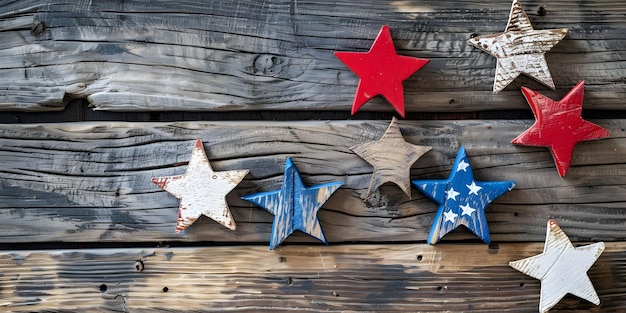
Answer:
[0, 0, 624, 311]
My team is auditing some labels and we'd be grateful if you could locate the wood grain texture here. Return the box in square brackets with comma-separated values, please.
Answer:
[0, 120, 624, 244]
[0, 243, 624, 312]
[0, 0, 623, 111]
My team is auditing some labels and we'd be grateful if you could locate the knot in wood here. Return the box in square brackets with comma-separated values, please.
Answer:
[31, 21, 46, 36]
[135, 260, 144, 272]
[537, 6, 547, 16]
[253, 54, 283, 77]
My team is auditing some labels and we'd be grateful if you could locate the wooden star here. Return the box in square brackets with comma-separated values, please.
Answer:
[241, 157, 343, 250]
[510, 220, 605, 312]
[334, 25, 430, 117]
[412, 147, 515, 244]
[350, 117, 431, 198]
[151, 139, 248, 232]
[512, 81, 611, 176]
[467, 0, 568, 93]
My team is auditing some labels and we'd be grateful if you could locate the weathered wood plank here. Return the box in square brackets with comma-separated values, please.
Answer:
[0, 0, 623, 111]
[0, 120, 624, 244]
[0, 243, 624, 312]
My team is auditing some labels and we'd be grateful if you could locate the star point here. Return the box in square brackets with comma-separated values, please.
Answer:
[335, 25, 430, 117]
[242, 157, 343, 250]
[512, 81, 611, 176]
[350, 117, 431, 199]
[151, 139, 249, 232]
[509, 220, 605, 312]
[467, 0, 567, 93]
[412, 147, 515, 244]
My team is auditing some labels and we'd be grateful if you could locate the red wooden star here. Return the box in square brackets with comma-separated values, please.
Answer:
[512, 81, 610, 176]
[334, 25, 429, 117]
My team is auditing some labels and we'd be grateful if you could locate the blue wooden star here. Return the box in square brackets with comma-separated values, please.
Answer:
[412, 147, 515, 244]
[242, 157, 343, 250]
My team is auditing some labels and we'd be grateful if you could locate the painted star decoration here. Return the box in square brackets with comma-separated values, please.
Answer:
[510, 220, 605, 312]
[350, 117, 431, 198]
[334, 25, 430, 117]
[467, 0, 568, 93]
[242, 157, 343, 250]
[412, 147, 515, 244]
[512, 81, 610, 176]
[151, 139, 248, 232]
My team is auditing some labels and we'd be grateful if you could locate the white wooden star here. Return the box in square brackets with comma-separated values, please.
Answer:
[509, 220, 605, 312]
[467, 0, 568, 93]
[350, 117, 432, 198]
[152, 139, 249, 232]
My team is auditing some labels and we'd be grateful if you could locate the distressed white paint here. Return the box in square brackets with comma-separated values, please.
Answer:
[151, 139, 248, 232]
[467, 0, 568, 93]
[509, 220, 605, 312]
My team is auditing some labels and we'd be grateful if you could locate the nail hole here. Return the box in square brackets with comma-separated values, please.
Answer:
[135, 260, 144, 272]
[489, 243, 499, 250]
[520, 282, 525, 287]
[417, 255, 423, 261]
[162, 287, 169, 292]
[286, 277, 293, 285]
[538, 6, 547, 16]
[449, 99, 456, 105]
[437, 286, 443, 291]
[279, 256, 287, 263]
[332, 291, 339, 297]
[514, 212, 519, 217]
[99, 284, 108, 292]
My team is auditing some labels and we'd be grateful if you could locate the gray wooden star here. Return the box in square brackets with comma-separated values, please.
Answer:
[509, 220, 605, 312]
[468, 0, 568, 93]
[350, 117, 431, 198]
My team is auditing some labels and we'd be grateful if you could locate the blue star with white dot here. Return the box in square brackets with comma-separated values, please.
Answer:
[412, 147, 515, 244]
